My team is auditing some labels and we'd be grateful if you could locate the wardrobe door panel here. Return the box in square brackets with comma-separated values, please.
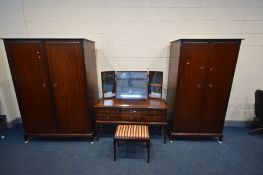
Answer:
[200, 42, 240, 133]
[5, 41, 55, 133]
[173, 42, 209, 132]
[45, 41, 90, 133]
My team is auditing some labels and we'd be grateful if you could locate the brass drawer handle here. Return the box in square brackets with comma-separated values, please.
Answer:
[53, 84, 57, 88]
[42, 84, 46, 87]
[130, 110, 136, 113]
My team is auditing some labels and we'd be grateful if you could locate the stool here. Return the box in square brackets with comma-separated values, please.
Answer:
[113, 125, 150, 163]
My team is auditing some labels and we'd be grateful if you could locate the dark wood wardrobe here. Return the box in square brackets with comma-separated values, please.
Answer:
[166, 39, 242, 142]
[4, 39, 98, 141]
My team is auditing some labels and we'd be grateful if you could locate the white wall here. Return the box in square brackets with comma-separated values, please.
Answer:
[0, 40, 21, 122]
[0, 0, 263, 122]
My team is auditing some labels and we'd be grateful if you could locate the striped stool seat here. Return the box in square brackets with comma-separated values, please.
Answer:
[113, 125, 150, 163]
[115, 125, 149, 140]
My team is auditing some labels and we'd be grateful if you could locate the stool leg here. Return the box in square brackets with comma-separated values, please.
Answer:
[147, 140, 150, 163]
[163, 125, 167, 144]
[114, 139, 116, 161]
[96, 125, 99, 141]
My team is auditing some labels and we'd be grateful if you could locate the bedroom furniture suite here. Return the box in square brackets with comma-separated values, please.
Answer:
[3, 38, 242, 144]
[4, 39, 98, 142]
[166, 39, 242, 142]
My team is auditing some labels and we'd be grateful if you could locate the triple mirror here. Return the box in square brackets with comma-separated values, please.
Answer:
[101, 71, 163, 99]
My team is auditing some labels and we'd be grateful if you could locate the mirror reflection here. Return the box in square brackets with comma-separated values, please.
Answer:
[101, 71, 115, 98]
[149, 71, 163, 98]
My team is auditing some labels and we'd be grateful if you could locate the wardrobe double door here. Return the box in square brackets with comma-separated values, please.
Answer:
[170, 39, 241, 138]
[5, 39, 92, 137]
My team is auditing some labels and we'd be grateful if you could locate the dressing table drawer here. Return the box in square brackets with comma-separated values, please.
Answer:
[96, 108, 119, 114]
[142, 115, 166, 122]
[96, 114, 120, 121]
[143, 109, 166, 116]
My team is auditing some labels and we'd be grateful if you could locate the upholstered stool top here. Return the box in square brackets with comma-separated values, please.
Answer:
[115, 125, 149, 140]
